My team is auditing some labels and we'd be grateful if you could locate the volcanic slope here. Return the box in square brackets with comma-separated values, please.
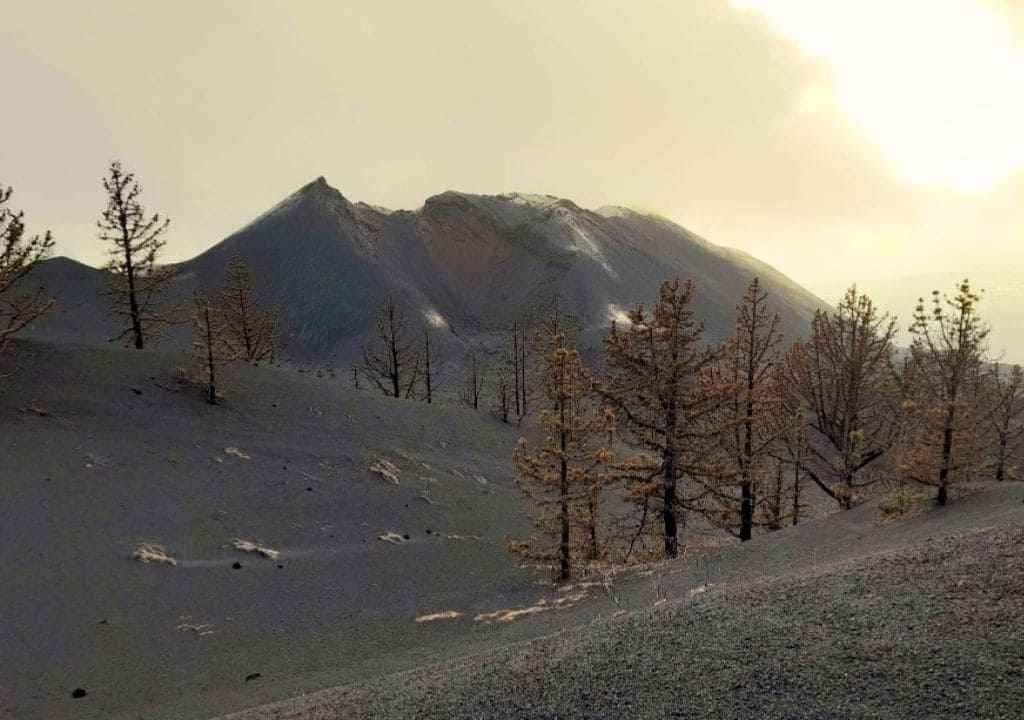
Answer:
[223, 487, 1024, 720]
[0, 339, 540, 720]
[26, 178, 826, 364]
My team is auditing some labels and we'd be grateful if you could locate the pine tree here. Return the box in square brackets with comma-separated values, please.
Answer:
[597, 278, 724, 558]
[361, 296, 421, 399]
[0, 183, 55, 352]
[190, 294, 232, 404]
[895, 281, 992, 505]
[98, 161, 178, 349]
[703, 278, 784, 541]
[509, 345, 613, 579]
[784, 286, 899, 509]
[218, 255, 278, 362]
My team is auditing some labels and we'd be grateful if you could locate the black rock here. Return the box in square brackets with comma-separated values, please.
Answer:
[232, 561, 242, 570]
[71, 688, 87, 699]
[244, 672, 261, 682]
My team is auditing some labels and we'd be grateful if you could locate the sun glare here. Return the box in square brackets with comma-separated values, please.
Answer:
[733, 0, 1024, 193]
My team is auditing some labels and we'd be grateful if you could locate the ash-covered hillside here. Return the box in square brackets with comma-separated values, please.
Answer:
[26, 178, 826, 363]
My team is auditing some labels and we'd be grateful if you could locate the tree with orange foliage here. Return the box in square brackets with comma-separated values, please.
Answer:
[784, 286, 900, 509]
[894, 281, 993, 505]
[597, 278, 724, 558]
[702, 278, 783, 541]
[509, 344, 613, 580]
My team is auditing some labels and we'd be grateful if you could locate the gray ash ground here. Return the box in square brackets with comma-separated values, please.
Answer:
[3, 340, 1022, 720]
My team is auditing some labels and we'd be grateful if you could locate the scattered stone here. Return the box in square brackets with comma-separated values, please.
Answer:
[130, 387, 143, 395]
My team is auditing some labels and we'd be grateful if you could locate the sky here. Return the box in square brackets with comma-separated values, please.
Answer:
[3, 0, 1024, 353]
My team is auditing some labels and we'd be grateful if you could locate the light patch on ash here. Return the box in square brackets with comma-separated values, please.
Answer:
[369, 459, 400, 485]
[133, 543, 177, 566]
[474, 592, 588, 624]
[379, 531, 409, 544]
[224, 447, 251, 461]
[556, 208, 616, 277]
[415, 610, 463, 623]
[607, 303, 633, 326]
[232, 539, 280, 560]
[423, 309, 448, 328]
[688, 583, 714, 598]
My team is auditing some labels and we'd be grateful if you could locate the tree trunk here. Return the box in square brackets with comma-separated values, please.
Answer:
[513, 323, 521, 418]
[423, 329, 432, 404]
[791, 461, 801, 527]
[662, 444, 678, 558]
[937, 403, 955, 506]
[123, 241, 144, 350]
[996, 435, 1007, 481]
[559, 397, 570, 580]
[204, 305, 217, 405]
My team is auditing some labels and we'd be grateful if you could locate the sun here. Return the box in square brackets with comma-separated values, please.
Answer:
[733, 0, 1024, 193]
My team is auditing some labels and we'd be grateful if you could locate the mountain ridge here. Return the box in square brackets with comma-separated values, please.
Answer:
[25, 178, 828, 365]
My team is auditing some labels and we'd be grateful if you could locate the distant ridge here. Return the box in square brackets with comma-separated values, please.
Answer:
[26, 177, 828, 363]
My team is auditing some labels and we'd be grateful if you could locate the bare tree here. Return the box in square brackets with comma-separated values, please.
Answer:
[895, 281, 992, 505]
[463, 352, 485, 409]
[598, 278, 725, 559]
[190, 294, 231, 404]
[495, 367, 512, 423]
[98, 161, 178, 349]
[990, 364, 1024, 482]
[785, 286, 900, 509]
[422, 326, 433, 404]
[362, 296, 421, 399]
[218, 255, 278, 362]
[0, 184, 55, 352]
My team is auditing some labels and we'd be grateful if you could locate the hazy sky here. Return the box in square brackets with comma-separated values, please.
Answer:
[3, 0, 1023, 309]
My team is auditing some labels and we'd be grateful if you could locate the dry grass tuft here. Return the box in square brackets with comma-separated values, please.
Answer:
[133, 543, 177, 566]
[224, 446, 251, 460]
[379, 531, 408, 544]
[415, 610, 463, 623]
[370, 459, 401, 485]
[232, 539, 280, 560]
[878, 485, 932, 521]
